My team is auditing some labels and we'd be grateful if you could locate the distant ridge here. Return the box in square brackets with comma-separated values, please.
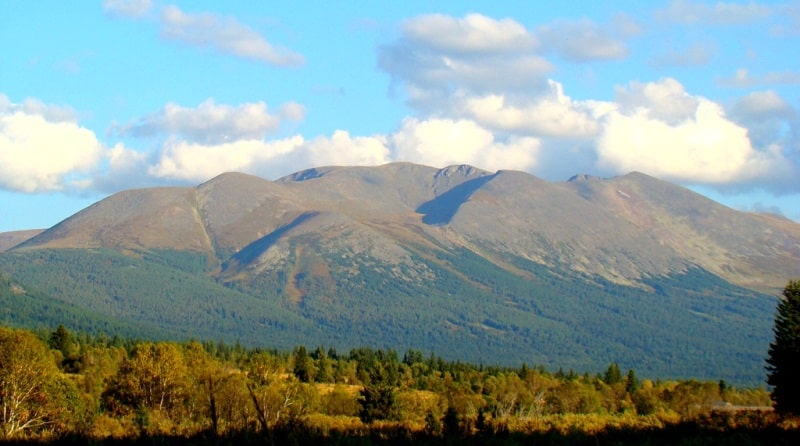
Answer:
[12, 162, 797, 291]
[0, 229, 43, 252]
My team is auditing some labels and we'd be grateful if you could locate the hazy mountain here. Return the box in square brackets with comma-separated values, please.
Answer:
[2, 162, 798, 384]
[0, 229, 42, 252]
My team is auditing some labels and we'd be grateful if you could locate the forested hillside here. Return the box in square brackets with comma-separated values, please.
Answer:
[0, 269, 146, 337]
[0, 251, 322, 349]
[0, 247, 776, 385]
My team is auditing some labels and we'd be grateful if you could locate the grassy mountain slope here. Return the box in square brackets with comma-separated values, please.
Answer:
[565, 172, 800, 291]
[13, 187, 214, 253]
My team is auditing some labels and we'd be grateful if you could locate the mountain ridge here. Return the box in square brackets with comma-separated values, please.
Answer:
[7, 162, 800, 292]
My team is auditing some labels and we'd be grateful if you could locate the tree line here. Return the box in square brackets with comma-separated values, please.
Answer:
[0, 323, 777, 443]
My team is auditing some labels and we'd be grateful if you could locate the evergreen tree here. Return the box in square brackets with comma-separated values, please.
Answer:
[313, 347, 333, 383]
[442, 406, 461, 437]
[626, 369, 640, 393]
[358, 385, 397, 423]
[604, 363, 622, 385]
[766, 280, 800, 415]
[48, 325, 72, 353]
[292, 346, 314, 383]
[48, 325, 80, 371]
[718, 379, 727, 398]
[403, 349, 424, 366]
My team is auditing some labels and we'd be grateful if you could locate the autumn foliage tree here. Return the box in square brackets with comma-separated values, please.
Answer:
[0, 328, 75, 439]
[766, 280, 800, 415]
[108, 342, 189, 416]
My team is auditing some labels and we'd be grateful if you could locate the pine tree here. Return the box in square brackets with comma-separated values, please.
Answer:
[604, 363, 622, 385]
[766, 280, 800, 415]
[625, 369, 640, 394]
[292, 346, 315, 383]
[442, 406, 461, 437]
[48, 325, 72, 353]
[358, 385, 397, 423]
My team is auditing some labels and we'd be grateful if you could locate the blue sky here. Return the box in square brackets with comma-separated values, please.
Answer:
[1, 0, 799, 232]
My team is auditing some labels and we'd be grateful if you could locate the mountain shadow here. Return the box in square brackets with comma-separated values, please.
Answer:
[222, 212, 318, 271]
[417, 174, 496, 225]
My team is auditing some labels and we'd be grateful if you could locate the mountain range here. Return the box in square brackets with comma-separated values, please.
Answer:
[2, 162, 798, 385]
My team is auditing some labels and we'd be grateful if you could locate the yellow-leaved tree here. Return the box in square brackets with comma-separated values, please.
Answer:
[0, 327, 73, 438]
[108, 342, 190, 419]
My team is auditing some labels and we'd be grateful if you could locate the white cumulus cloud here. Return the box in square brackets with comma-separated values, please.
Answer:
[0, 100, 104, 192]
[302, 131, 391, 168]
[379, 13, 552, 105]
[144, 129, 390, 184]
[388, 117, 539, 172]
[615, 78, 701, 125]
[596, 81, 791, 185]
[118, 99, 304, 144]
[728, 90, 798, 168]
[148, 136, 305, 183]
[731, 90, 794, 120]
[457, 80, 601, 137]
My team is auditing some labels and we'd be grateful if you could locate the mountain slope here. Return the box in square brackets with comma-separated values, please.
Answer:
[565, 172, 800, 291]
[13, 187, 213, 253]
[14, 163, 798, 293]
[3, 162, 798, 385]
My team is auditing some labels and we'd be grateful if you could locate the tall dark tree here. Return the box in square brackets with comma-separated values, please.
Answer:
[292, 346, 314, 383]
[625, 369, 640, 394]
[48, 325, 72, 353]
[442, 406, 461, 437]
[604, 363, 622, 385]
[312, 347, 333, 383]
[358, 385, 398, 423]
[766, 280, 800, 415]
[48, 325, 79, 372]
